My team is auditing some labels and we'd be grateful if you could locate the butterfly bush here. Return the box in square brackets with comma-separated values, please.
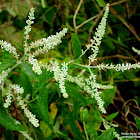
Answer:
[0, 3, 139, 140]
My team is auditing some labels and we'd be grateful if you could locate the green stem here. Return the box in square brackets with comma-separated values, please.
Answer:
[83, 122, 89, 140]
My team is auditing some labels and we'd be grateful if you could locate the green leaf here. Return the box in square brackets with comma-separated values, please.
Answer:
[71, 33, 82, 59]
[20, 62, 37, 80]
[85, 124, 98, 140]
[80, 108, 88, 122]
[65, 84, 86, 106]
[0, 112, 25, 131]
[37, 86, 53, 130]
[134, 117, 140, 131]
[106, 112, 119, 121]
[13, 41, 24, 51]
[101, 86, 117, 108]
[96, 0, 106, 8]
[21, 70, 32, 95]
[87, 105, 102, 130]
[96, 128, 115, 140]
[33, 70, 53, 97]
[0, 59, 16, 71]
[62, 107, 84, 140]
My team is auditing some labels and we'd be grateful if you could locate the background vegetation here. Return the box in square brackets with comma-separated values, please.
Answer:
[0, 0, 140, 139]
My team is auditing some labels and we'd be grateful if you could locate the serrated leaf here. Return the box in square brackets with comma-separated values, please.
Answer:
[96, 0, 106, 8]
[20, 62, 37, 80]
[96, 128, 115, 140]
[0, 112, 25, 131]
[21, 70, 32, 95]
[13, 41, 24, 51]
[0, 59, 16, 71]
[71, 33, 82, 59]
[65, 84, 86, 106]
[106, 112, 119, 121]
[33, 70, 53, 97]
[37, 86, 53, 130]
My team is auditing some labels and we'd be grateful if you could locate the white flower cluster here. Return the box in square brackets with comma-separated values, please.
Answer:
[96, 62, 140, 72]
[132, 47, 140, 55]
[31, 28, 68, 56]
[87, 3, 109, 63]
[28, 54, 42, 75]
[59, 62, 68, 98]
[0, 40, 19, 59]
[0, 68, 11, 84]
[26, 28, 68, 75]
[24, 7, 35, 50]
[94, 89, 106, 113]
[3, 90, 13, 108]
[52, 60, 60, 81]
[17, 95, 39, 127]
[3, 84, 39, 127]
[103, 119, 122, 140]
[20, 131, 33, 140]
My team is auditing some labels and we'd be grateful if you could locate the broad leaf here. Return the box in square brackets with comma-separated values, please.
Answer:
[20, 62, 37, 80]
[0, 59, 16, 71]
[101, 86, 117, 108]
[96, 128, 115, 140]
[33, 70, 53, 97]
[71, 33, 82, 59]
[85, 124, 98, 139]
[37, 86, 53, 130]
[65, 84, 86, 106]
[0, 112, 25, 131]
[106, 112, 119, 121]
[13, 41, 24, 51]
[21, 70, 32, 95]
[87, 105, 102, 130]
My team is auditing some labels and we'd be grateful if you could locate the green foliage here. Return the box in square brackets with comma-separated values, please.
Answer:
[71, 33, 82, 59]
[0, 0, 139, 140]
[0, 112, 25, 131]
[20, 62, 37, 80]
[106, 112, 119, 121]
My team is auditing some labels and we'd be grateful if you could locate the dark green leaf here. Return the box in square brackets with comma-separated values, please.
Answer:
[96, 128, 115, 140]
[0, 112, 25, 131]
[37, 86, 53, 130]
[65, 84, 86, 106]
[33, 70, 53, 97]
[0, 59, 16, 71]
[106, 112, 119, 121]
[71, 33, 82, 59]
[20, 62, 37, 80]
[101, 86, 117, 108]
[13, 41, 24, 51]
[21, 70, 32, 95]
[87, 105, 102, 130]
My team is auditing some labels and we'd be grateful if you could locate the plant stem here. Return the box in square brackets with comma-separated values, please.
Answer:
[83, 122, 89, 140]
